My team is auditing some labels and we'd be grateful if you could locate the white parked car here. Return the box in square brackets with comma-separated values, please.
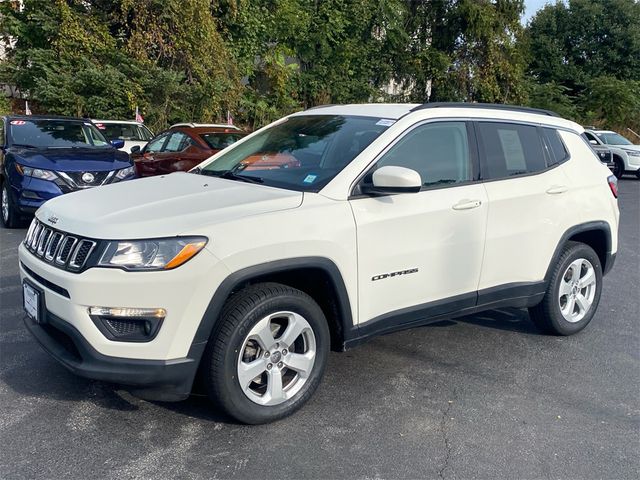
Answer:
[92, 119, 154, 153]
[20, 103, 619, 424]
[583, 129, 640, 179]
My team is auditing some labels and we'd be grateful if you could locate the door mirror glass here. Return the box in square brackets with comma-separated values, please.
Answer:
[362, 166, 422, 195]
[130, 145, 141, 153]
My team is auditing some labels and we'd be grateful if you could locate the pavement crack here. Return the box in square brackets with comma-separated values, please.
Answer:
[438, 392, 456, 480]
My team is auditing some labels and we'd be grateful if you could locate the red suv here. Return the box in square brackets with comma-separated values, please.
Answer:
[131, 123, 246, 177]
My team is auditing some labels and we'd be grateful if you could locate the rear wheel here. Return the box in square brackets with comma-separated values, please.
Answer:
[1, 180, 20, 229]
[202, 282, 330, 424]
[529, 242, 603, 335]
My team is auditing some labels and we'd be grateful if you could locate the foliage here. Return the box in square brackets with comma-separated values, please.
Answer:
[526, 0, 640, 130]
[0, 0, 637, 132]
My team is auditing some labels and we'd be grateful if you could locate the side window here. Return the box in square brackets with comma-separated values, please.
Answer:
[542, 128, 569, 166]
[477, 122, 546, 179]
[146, 133, 169, 153]
[373, 122, 472, 187]
[163, 132, 188, 152]
[583, 132, 599, 144]
[0, 120, 5, 146]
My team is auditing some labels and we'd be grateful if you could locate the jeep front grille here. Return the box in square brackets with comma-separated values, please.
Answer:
[24, 219, 97, 272]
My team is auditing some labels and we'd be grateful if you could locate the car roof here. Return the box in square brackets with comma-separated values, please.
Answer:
[291, 102, 582, 132]
[5, 114, 89, 122]
[92, 119, 145, 126]
[170, 123, 242, 130]
[170, 125, 246, 134]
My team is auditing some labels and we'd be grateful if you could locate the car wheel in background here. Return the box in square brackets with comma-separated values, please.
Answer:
[1, 180, 20, 229]
[612, 157, 624, 179]
[202, 282, 330, 424]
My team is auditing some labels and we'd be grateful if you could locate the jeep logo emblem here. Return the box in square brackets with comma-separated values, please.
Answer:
[48, 215, 59, 224]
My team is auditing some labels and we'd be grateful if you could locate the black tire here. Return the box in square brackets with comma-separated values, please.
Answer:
[612, 157, 624, 179]
[202, 282, 330, 424]
[1, 180, 21, 229]
[529, 241, 603, 335]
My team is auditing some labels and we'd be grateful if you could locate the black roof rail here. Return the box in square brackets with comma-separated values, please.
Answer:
[410, 102, 560, 118]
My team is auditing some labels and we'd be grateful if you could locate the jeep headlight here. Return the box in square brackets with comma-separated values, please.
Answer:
[624, 150, 640, 157]
[98, 237, 207, 271]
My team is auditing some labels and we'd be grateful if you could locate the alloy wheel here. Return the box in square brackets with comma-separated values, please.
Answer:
[236, 311, 316, 406]
[558, 258, 597, 323]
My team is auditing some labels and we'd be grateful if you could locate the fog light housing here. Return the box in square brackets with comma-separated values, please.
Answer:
[88, 307, 166, 342]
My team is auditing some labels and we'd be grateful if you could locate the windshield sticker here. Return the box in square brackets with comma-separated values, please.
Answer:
[10, 120, 26, 126]
[376, 119, 396, 127]
[303, 174, 317, 184]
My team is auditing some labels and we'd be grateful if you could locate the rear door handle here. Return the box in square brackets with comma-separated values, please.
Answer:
[546, 185, 568, 194]
[452, 199, 482, 210]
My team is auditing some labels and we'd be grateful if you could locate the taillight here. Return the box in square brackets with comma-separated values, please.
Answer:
[607, 175, 618, 198]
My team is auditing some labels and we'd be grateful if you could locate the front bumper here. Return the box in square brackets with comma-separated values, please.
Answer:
[24, 311, 202, 401]
[19, 242, 231, 399]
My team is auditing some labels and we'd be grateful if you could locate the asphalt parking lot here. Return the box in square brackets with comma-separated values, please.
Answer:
[1, 180, 638, 480]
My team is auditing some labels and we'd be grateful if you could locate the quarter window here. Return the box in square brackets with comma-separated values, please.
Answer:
[477, 122, 546, 179]
[542, 128, 568, 166]
[373, 122, 472, 187]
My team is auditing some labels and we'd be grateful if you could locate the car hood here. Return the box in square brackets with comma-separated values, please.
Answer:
[10, 147, 131, 171]
[36, 172, 303, 239]
[618, 145, 640, 152]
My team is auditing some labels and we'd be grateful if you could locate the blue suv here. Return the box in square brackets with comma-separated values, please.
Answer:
[1, 115, 136, 228]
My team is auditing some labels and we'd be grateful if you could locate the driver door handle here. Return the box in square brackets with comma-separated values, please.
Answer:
[546, 185, 568, 195]
[452, 199, 482, 210]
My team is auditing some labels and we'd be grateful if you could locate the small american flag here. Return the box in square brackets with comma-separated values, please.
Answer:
[227, 110, 233, 125]
[135, 106, 144, 123]
[25, 101, 32, 115]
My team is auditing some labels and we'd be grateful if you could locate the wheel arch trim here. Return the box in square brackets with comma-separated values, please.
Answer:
[544, 221, 614, 281]
[189, 257, 355, 354]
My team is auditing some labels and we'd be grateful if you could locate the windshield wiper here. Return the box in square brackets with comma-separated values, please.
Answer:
[10, 143, 38, 149]
[197, 168, 264, 184]
[219, 170, 264, 184]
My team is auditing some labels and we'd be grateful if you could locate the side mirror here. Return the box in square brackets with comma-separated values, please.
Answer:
[111, 139, 125, 149]
[130, 145, 141, 153]
[362, 165, 422, 195]
[589, 139, 598, 145]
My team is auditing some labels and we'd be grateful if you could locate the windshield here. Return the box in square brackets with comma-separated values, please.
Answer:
[96, 122, 154, 141]
[596, 132, 633, 145]
[198, 115, 391, 192]
[200, 132, 245, 150]
[8, 119, 111, 148]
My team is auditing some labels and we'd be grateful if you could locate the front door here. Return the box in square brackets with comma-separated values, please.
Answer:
[349, 121, 488, 328]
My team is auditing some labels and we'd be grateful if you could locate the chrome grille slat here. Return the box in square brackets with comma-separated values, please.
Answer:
[24, 219, 96, 272]
[68, 239, 97, 270]
[36, 228, 52, 256]
[45, 232, 64, 261]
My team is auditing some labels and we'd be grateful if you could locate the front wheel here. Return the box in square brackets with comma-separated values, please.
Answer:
[1, 181, 20, 229]
[529, 242, 603, 335]
[202, 282, 330, 424]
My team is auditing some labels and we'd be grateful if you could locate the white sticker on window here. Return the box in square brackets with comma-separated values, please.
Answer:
[376, 119, 396, 127]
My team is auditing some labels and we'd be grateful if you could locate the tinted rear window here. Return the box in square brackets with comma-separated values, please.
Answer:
[477, 122, 546, 179]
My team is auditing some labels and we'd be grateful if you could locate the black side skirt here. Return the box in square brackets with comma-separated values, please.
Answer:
[343, 281, 546, 349]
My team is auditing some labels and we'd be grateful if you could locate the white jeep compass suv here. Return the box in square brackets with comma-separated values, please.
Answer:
[19, 103, 620, 424]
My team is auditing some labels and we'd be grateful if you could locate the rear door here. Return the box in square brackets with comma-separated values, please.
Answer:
[476, 122, 572, 295]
